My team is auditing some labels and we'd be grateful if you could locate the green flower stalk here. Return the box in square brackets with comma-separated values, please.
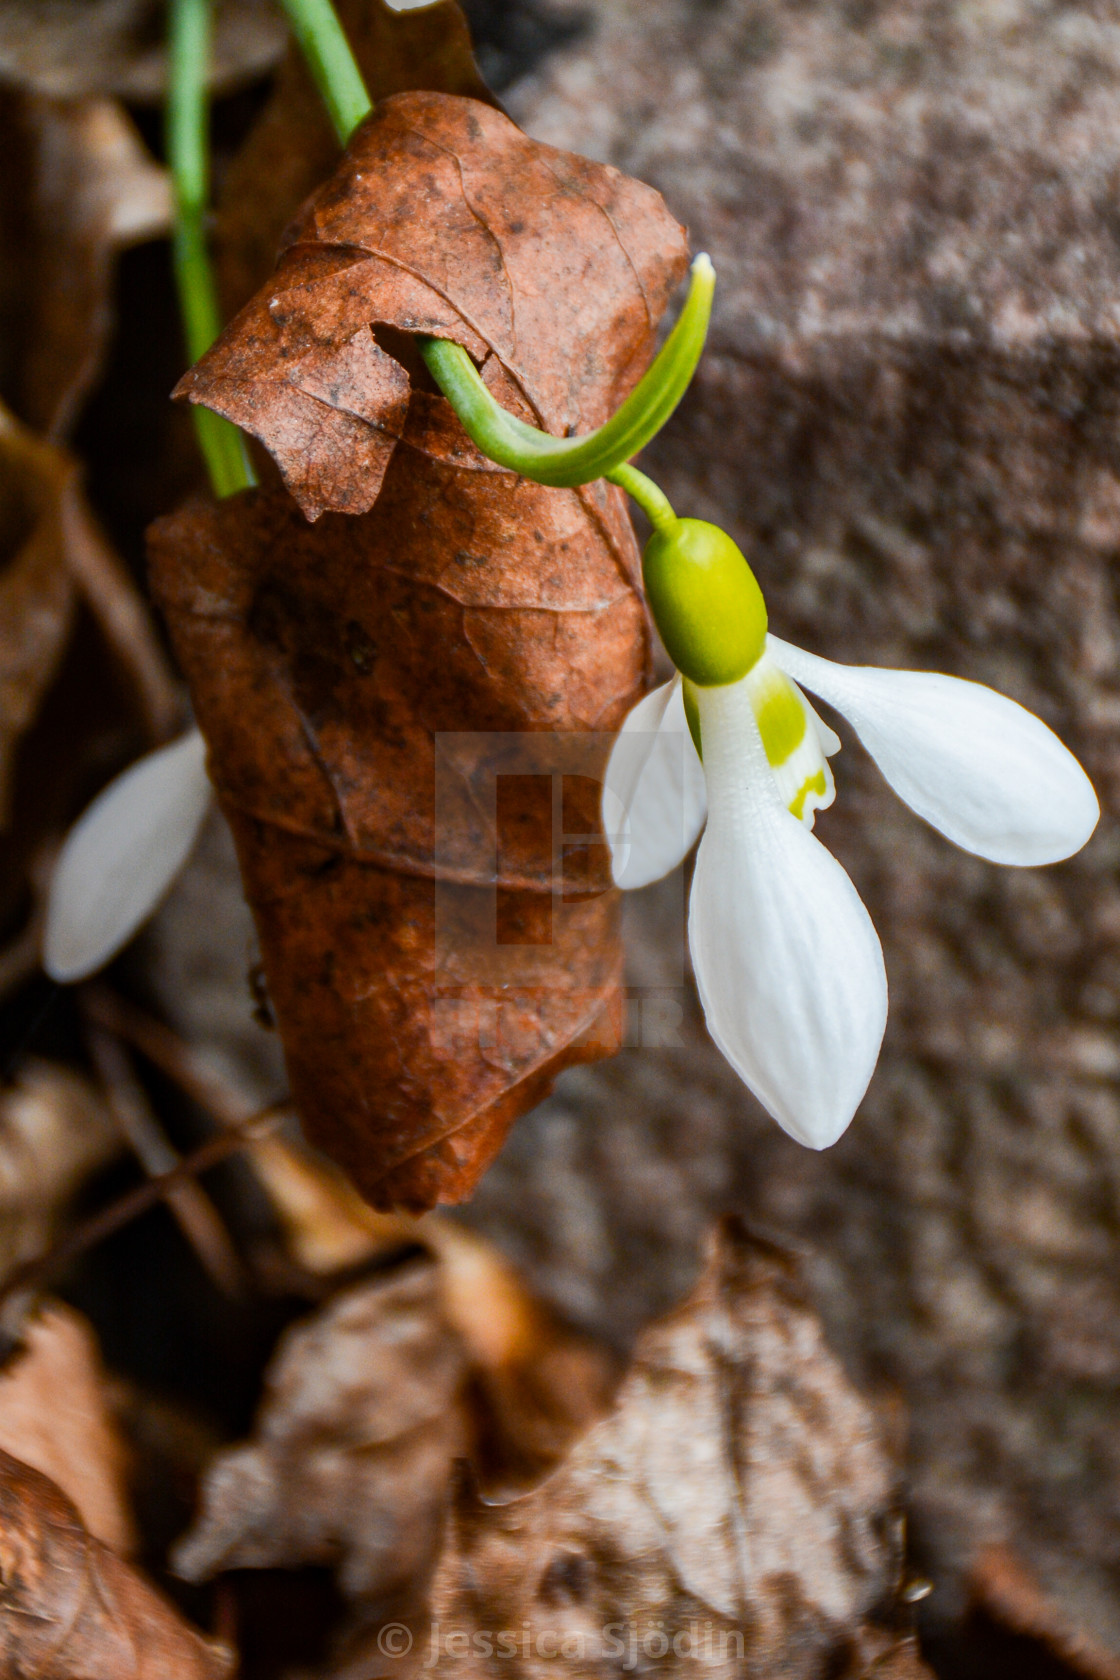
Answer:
[167, 0, 255, 497]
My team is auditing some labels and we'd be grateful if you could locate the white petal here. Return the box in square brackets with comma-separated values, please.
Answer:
[769, 635, 1099, 866]
[602, 679, 707, 889]
[690, 680, 887, 1149]
[43, 729, 212, 983]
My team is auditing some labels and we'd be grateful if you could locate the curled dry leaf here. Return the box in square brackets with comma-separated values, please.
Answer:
[174, 1226, 612, 1597]
[0, 1446, 232, 1679]
[213, 0, 498, 320]
[149, 472, 639, 1208]
[426, 1221, 921, 1680]
[0, 0, 285, 101]
[0, 1060, 119, 1285]
[0, 1302, 134, 1557]
[173, 1247, 471, 1597]
[0, 93, 170, 440]
[179, 91, 689, 519]
[153, 92, 687, 1209]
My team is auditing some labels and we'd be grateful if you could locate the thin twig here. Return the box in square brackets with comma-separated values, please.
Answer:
[0, 1105, 286, 1318]
[59, 487, 182, 744]
[82, 985, 258, 1128]
[84, 1021, 248, 1298]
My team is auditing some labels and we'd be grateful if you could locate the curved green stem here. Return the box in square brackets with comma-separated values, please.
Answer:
[167, 0, 255, 497]
[607, 463, 677, 532]
[265, 0, 707, 511]
[419, 254, 714, 488]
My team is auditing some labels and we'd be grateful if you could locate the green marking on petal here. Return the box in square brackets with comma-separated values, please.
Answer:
[789, 768, 828, 821]
[754, 669, 808, 768]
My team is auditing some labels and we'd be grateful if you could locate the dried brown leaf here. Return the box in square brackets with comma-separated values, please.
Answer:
[150, 453, 638, 1202]
[0, 1060, 119, 1284]
[427, 1221, 911, 1680]
[214, 0, 498, 320]
[152, 93, 686, 1208]
[147, 451, 642, 1208]
[0, 93, 171, 439]
[180, 91, 689, 518]
[173, 1248, 473, 1597]
[0, 1446, 232, 1678]
[0, 1302, 135, 1556]
[0, 0, 285, 101]
[173, 1225, 611, 1597]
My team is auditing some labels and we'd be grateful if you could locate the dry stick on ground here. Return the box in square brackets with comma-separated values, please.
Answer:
[83, 1019, 248, 1298]
[82, 986, 255, 1129]
[0, 1104, 286, 1327]
[60, 491, 183, 744]
[80, 985, 394, 1275]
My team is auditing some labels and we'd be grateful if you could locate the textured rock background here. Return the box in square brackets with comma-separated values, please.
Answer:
[445, 0, 1120, 1664]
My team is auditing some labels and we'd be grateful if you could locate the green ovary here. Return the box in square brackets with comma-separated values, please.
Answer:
[642, 519, 768, 687]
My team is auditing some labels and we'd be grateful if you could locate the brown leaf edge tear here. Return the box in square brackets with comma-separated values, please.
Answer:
[0, 1446, 232, 1679]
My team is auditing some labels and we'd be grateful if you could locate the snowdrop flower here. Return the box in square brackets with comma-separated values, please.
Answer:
[43, 727, 211, 983]
[604, 514, 1099, 1150]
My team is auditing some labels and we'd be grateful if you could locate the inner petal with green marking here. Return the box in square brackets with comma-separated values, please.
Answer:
[683, 658, 838, 828]
[744, 658, 837, 828]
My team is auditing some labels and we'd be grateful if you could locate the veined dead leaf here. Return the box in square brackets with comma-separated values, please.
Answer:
[0, 1446, 232, 1678]
[0, 1302, 135, 1556]
[179, 91, 688, 519]
[0, 92, 171, 440]
[154, 90, 687, 1209]
[213, 0, 498, 321]
[426, 1221, 923, 1680]
[173, 1223, 612, 1596]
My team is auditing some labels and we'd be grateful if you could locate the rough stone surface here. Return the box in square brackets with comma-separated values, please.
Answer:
[448, 0, 1120, 1663]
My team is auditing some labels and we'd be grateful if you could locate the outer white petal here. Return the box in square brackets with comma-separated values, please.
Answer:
[43, 729, 211, 983]
[769, 634, 1099, 866]
[602, 679, 707, 889]
[690, 680, 887, 1149]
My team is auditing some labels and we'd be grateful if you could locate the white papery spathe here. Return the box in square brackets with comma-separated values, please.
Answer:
[769, 636, 1099, 866]
[689, 680, 887, 1148]
[43, 727, 211, 983]
[601, 679, 707, 889]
